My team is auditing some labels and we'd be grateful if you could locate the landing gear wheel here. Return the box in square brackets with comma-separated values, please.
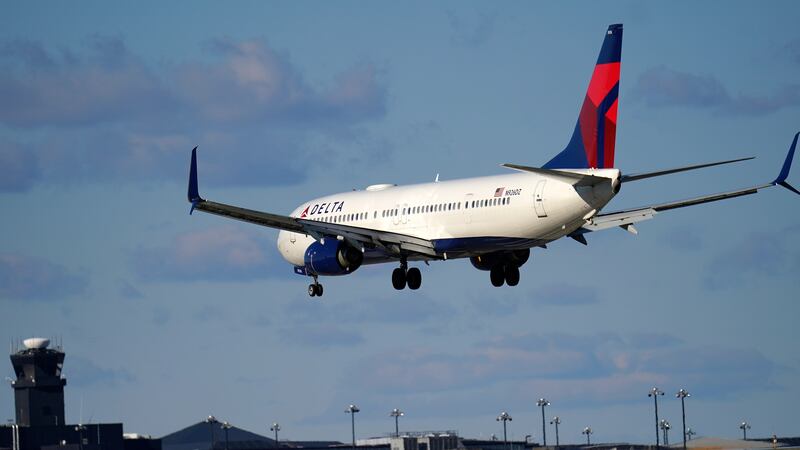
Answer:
[392, 267, 407, 290]
[504, 265, 520, 287]
[490, 266, 505, 287]
[308, 279, 323, 297]
[406, 267, 422, 290]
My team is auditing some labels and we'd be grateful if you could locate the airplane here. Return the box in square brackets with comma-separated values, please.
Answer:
[186, 23, 798, 297]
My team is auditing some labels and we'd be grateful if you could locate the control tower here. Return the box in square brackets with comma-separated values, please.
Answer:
[9, 337, 67, 427]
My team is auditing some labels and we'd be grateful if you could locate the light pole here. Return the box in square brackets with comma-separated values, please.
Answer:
[221, 421, 232, 450]
[75, 424, 87, 450]
[537, 399, 550, 447]
[686, 428, 696, 441]
[740, 422, 751, 440]
[676, 389, 690, 450]
[390, 409, 404, 437]
[345, 404, 360, 450]
[660, 420, 671, 446]
[496, 411, 512, 450]
[270, 423, 281, 446]
[649, 387, 665, 447]
[582, 427, 593, 446]
[550, 417, 561, 448]
[205, 416, 219, 450]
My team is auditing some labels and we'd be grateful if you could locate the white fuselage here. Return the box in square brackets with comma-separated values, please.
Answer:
[277, 169, 620, 267]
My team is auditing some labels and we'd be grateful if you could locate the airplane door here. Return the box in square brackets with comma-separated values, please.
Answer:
[533, 180, 547, 218]
[401, 203, 409, 225]
[463, 194, 474, 224]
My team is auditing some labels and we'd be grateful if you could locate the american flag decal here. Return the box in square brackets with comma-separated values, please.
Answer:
[494, 187, 505, 197]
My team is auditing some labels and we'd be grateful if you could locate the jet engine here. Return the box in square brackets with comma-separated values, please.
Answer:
[304, 239, 363, 276]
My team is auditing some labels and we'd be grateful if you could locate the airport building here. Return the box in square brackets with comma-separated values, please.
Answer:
[3, 337, 798, 450]
[0, 338, 160, 450]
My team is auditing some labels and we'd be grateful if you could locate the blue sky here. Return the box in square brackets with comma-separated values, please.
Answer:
[1, 0, 799, 444]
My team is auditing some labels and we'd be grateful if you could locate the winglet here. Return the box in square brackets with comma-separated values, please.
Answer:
[188, 146, 203, 212]
[773, 132, 800, 195]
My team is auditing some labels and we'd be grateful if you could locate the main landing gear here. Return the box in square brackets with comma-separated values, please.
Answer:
[489, 265, 520, 287]
[308, 275, 324, 297]
[392, 259, 422, 290]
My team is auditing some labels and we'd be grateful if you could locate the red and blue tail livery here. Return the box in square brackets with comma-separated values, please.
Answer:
[544, 23, 623, 170]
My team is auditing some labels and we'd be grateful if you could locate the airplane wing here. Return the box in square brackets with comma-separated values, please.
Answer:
[187, 148, 439, 259]
[574, 132, 799, 239]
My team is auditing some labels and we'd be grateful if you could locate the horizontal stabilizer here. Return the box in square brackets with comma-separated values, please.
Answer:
[501, 164, 611, 186]
[620, 157, 753, 183]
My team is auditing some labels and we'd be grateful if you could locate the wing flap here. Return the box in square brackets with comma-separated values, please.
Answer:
[582, 207, 657, 232]
[580, 185, 767, 235]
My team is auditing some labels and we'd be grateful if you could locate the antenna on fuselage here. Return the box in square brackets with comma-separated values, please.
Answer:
[435, 173, 440, 182]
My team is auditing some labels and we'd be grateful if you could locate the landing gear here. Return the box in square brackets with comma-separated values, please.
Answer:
[504, 265, 520, 286]
[308, 276, 323, 297]
[391, 259, 423, 290]
[490, 265, 521, 287]
[392, 267, 406, 290]
[406, 267, 422, 290]
[490, 266, 505, 287]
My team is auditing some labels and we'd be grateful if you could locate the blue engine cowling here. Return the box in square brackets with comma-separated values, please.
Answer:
[304, 239, 364, 276]
[470, 249, 530, 271]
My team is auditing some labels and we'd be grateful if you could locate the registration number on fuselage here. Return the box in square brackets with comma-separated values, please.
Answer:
[504, 188, 522, 196]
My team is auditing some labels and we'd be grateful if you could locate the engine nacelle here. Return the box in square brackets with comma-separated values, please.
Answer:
[304, 239, 363, 276]
[470, 249, 530, 271]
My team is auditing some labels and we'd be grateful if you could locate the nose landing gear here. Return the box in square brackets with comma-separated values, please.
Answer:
[308, 275, 324, 297]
